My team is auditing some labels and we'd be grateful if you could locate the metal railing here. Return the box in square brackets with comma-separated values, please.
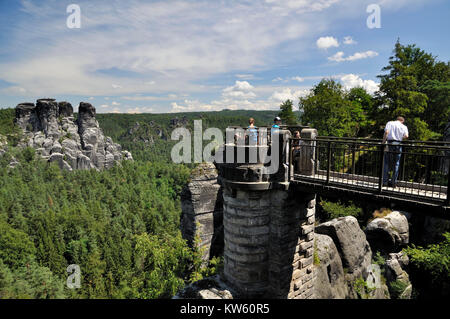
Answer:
[290, 137, 450, 204]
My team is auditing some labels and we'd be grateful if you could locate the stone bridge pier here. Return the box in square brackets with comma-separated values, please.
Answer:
[215, 129, 316, 299]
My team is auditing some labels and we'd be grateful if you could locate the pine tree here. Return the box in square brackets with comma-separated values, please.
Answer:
[278, 99, 298, 126]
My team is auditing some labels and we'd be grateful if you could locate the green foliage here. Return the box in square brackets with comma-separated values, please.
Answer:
[278, 99, 298, 125]
[372, 251, 386, 267]
[320, 199, 363, 220]
[0, 151, 196, 298]
[0, 220, 36, 268]
[403, 232, 450, 297]
[0, 108, 22, 146]
[0, 258, 66, 299]
[376, 40, 450, 140]
[389, 279, 409, 299]
[353, 276, 376, 299]
[21, 147, 35, 163]
[299, 79, 368, 137]
[313, 241, 320, 266]
[132, 232, 193, 298]
[347, 87, 376, 136]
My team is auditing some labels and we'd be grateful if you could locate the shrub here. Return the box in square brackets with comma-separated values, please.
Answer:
[403, 232, 450, 298]
[389, 279, 409, 299]
[320, 199, 363, 220]
[21, 147, 35, 163]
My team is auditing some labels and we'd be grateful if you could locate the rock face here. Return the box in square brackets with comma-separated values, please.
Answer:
[170, 116, 188, 128]
[314, 216, 389, 299]
[173, 275, 234, 299]
[385, 252, 412, 299]
[315, 216, 372, 283]
[180, 162, 223, 261]
[365, 211, 409, 253]
[15, 99, 132, 170]
[313, 234, 347, 299]
[0, 134, 7, 155]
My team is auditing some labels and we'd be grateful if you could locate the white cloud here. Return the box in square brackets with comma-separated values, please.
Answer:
[270, 88, 309, 103]
[316, 36, 339, 49]
[340, 74, 379, 95]
[266, 0, 340, 14]
[1, 86, 27, 95]
[328, 50, 378, 62]
[291, 76, 304, 83]
[343, 36, 356, 45]
[125, 106, 155, 114]
[235, 74, 255, 80]
[328, 51, 346, 62]
[111, 101, 120, 106]
[222, 81, 256, 99]
[347, 51, 379, 61]
[169, 82, 313, 113]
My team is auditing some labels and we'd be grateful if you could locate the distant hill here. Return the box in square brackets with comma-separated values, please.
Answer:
[96, 110, 290, 162]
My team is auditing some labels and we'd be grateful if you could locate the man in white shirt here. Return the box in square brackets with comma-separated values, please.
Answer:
[382, 116, 409, 188]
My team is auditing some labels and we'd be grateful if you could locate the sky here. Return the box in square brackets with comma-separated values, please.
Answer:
[0, 0, 449, 114]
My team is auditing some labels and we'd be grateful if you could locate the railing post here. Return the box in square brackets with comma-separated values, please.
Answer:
[446, 162, 450, 206]
[425, 153, 431, 185]
[289, 138, 293, 181]
[351, 142, 356, 175]
[315, 141, 319, 175]
[400, 145, 406, 181]
[378, 143, 386, 193]
[327, 141, 332, 184]
[299, 128, 318, 176]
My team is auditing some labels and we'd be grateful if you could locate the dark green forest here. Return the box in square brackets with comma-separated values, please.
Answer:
[0, 108, 282, 298]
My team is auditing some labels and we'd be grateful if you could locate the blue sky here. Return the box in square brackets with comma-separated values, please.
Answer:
[0, 0, 449, 113]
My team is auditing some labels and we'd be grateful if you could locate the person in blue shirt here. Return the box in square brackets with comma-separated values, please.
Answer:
[247, 117, 258, 145]
[271, 116, 281, 134]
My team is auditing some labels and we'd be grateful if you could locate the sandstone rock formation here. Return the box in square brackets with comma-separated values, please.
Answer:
[315, 216, 372, 284]
[180, 162, 223, 261]
[365, 211, 409, 253]
[170, 116, 188, 128]
[313, 216, 390, 299]
[14, 99, 132, 170]
[384, 252, 412, 299]
[313, 233, 347, 299]
[173, 275, 234, 299]
[0, 134, 6, 157]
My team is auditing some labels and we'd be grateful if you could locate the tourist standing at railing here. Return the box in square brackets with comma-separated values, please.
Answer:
[247, 117, 259, 145]
[271, 116, 281, 134]
[382, 116, 409, 188]
[292, 130, 301, 154]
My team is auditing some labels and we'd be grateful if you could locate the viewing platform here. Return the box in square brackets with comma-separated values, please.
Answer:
[216, 125, 450, 218]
